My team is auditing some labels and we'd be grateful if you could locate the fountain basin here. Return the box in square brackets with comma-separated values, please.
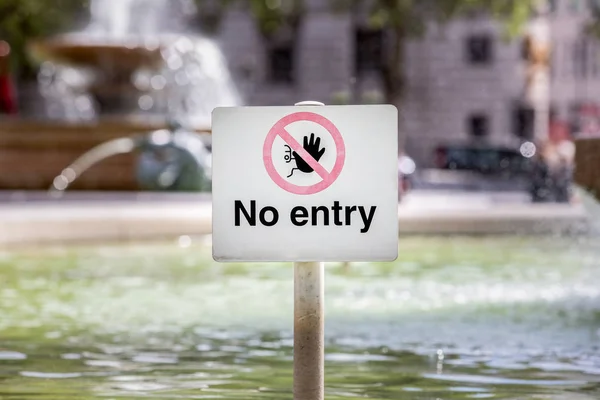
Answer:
[3, 235, 600, 400]
[0, 116, 211, 191]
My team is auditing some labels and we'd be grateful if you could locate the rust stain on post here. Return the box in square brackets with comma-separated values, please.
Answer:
[294, 261, 324, 400]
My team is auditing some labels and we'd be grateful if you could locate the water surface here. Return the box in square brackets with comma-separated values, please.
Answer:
[2, 236, 600, 399]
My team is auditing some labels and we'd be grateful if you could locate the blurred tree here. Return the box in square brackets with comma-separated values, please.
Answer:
[196, 0, 539, 103]
[586, 0, 600, 36]
[194, 0, 557, 148]
[334, 0, 540, 104]
[0, 0, 88, 79]
[194, 0, 303, 38]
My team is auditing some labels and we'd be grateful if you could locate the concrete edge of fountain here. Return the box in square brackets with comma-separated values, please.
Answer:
[0, 191, 591, 247]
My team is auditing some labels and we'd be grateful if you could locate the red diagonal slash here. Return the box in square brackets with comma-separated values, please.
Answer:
[277, 128, 330, 180]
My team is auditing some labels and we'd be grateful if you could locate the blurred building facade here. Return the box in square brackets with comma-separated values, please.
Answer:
[215, 0, 600, 167]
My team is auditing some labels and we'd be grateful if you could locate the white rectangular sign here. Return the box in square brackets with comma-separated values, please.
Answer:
[212, 105, 398, 262]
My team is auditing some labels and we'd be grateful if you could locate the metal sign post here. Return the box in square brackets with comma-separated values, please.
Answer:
[294, 261, 324, 400]
[292, 101, 325, 400]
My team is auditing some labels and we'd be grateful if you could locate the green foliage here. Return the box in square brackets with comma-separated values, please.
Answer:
[0, 0, 88, 78]
[456, 0, 538, 38]
[249, 0, 304, 36]
[586, 0, 600, 37]
[331, 0, 538, 37]
[208, 0, 539, 102]
[194, 0, 303, 37]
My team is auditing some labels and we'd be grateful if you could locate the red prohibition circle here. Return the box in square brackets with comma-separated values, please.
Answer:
[263, 112, 346, 195]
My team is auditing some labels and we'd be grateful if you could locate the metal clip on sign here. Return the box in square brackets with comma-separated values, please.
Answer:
[293, 101, 325, 400]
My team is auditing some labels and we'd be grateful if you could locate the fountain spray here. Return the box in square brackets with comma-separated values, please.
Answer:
[50, 119, 212, 195]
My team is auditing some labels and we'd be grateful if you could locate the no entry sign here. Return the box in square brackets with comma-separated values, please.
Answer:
[212, 105, 398, 262]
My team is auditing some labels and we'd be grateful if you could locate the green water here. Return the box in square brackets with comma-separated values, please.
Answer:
[2, 236, 600, 399]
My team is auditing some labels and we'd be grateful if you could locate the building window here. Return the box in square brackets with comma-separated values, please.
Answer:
[355, 28, 384, 75]
[592, 43, 599, 77]
[573, 39, 589, 78]
[268, 45, 295, 84]
[521, 37, 530, 61]
[466, 34, 493, 65]
[569, 0, 582, 13]
[552, 42, 562, 78]
[550, 42, 558, 78]
[512, 105, 535, 140]
[467, 113, 490, 137]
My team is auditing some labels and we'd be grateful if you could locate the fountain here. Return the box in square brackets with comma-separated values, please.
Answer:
[30, 0, 241, 124]
[0, 0, 240, 191]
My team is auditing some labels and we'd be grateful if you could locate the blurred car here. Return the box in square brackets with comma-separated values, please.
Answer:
[433, 143, 533, 177]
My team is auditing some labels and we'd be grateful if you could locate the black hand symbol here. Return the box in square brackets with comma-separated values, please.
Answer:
[293, 133, 326, 173]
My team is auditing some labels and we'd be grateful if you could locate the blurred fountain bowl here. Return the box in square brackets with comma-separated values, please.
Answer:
[24, 0, 240, 124]
[28, 33, 240, 127]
